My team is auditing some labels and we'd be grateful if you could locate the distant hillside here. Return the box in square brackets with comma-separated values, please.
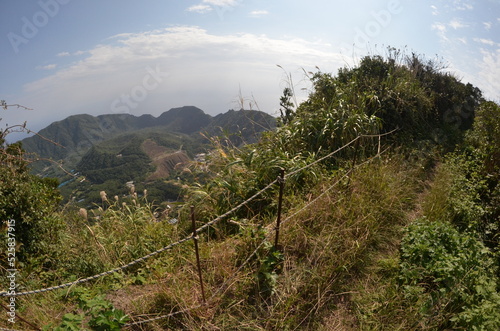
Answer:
[21, 107, 275, 176]
[21, 106, 209, 168]
[21, 107, 276, 205]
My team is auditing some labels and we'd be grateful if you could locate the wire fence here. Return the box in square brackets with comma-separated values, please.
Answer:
[124, 143, 389, 328]
[1, 131, 393, 330]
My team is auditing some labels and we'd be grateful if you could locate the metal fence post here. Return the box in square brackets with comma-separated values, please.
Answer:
[274, 169, 285, 249]
[347, 137, 361, 186]
[190, 206, 206, 304]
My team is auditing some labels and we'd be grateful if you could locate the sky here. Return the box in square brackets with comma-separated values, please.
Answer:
[1, 0, 499, 142]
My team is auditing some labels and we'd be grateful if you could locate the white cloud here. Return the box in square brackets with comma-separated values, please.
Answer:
[474, 38, 497, 46]
[187, 4, 212, 13]
[57, 50, 86, 57]
[203, 0, 238, 6]
[188, 0, 240, 18]
[449, 18, 468, 29]
[36, 64, 57, 70]
[453, 0, 473, 10]
[249, 10, 269, 17]
[430, 5, 439, 15]
[477, 48, 500, 101]
[14, 27, 345, 133]
[432, 23, 448, 42]
[483, 22, 492, 30]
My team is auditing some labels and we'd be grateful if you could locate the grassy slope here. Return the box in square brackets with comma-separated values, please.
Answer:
[3, 154, 426, 330]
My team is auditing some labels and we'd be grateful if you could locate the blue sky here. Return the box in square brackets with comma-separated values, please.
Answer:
[1, 0, 499, 141]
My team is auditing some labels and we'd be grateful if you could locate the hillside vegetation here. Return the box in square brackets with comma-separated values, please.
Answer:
[21, 107, 276, 206]
[1, 50, 499, 330]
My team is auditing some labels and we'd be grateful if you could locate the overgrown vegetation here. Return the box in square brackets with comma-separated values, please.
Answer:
[1, 49, 499, 330]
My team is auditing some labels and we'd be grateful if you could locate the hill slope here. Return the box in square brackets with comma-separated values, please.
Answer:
[22, 107, 275, 176]
[21, 107, 276, 204]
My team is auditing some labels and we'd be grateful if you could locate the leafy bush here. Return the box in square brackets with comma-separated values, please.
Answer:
[424, 101, 500, 254]
[47, 288, 129, 330]
[0, 139, 63, 263]
[399, 218, 500, 330]
[465, 101, 500, 252]
[309, 50, 482, 149]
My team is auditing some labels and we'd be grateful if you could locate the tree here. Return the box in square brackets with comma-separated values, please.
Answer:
[1, 102, 63, 263]
[279, 87, 295, 125]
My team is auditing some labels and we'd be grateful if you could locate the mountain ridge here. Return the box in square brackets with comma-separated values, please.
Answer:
[20, 106, 276, 203]
[21, 106, 210, 161]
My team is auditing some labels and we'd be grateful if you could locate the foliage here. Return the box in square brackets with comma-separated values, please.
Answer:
[0, 137, 63, 262]
[47, 288, 129, 330]
[310, 50, 482, 149]
[256, 244, 283, 298]
[279, 87, 295, 125]
[424, 101, 500, 253]
[76, 138, 154, 184]
[1, 51, 498, 330]
[59, 193, 177, 277]
[399, 218, 500, 330]
[465, 101, 500, 250]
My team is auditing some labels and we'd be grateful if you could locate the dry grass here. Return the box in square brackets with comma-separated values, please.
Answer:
[6, 156, 425, 330]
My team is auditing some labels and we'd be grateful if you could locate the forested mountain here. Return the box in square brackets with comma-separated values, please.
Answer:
[21, 106, 262, 173]
[20, 107, 276, 205]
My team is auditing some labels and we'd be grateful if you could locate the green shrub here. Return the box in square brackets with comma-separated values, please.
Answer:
[0, 139, 63, 263]
[399, 218, 500, 330]
[47, 288, 129, 330]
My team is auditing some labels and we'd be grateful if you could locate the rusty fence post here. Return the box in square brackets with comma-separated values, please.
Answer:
[347, 137, 361, 186]
[1, 302, 41, 330]
[274, 169, 285, 249]
[190, 206, 206, 304]
[351, 137, 361, 171]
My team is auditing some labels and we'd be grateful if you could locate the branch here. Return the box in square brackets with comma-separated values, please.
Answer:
[1, 100, 33, 110]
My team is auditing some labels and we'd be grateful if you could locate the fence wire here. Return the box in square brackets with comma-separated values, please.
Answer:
[284, 129, 396, 180]
[0, 178, 279, 298]
[0, 236, 192, 297]
[0, 131, 393, 329]
[124, 144, 389, 328]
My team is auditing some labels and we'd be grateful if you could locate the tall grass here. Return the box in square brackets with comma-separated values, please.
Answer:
[103, 156, 420, 330]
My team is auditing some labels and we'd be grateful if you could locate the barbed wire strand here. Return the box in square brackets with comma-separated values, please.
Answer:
[123, 182, 279, 327]
[210, 146, 391, 305]
[195, 178, 279, 234]
[206, 147, 390, 315]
